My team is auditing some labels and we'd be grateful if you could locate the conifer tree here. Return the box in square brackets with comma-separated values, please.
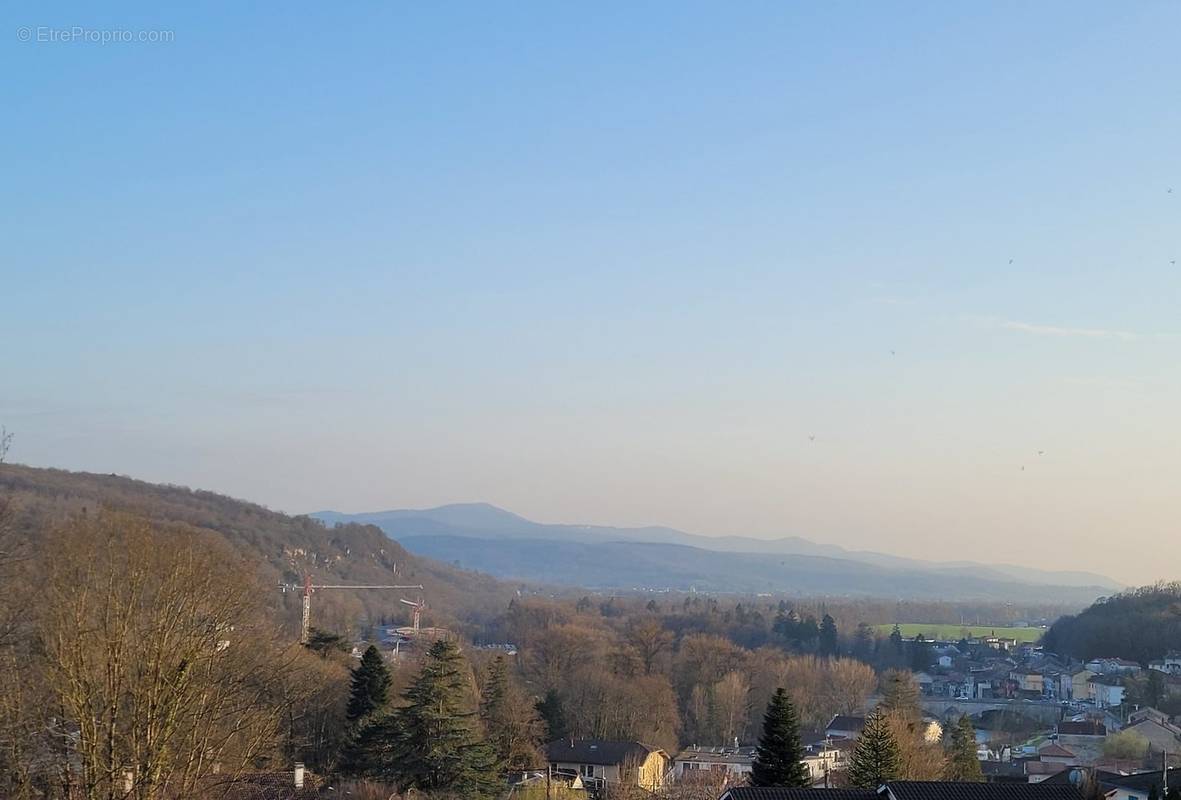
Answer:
[889, 624, 905, 654]
[346, 645, 391, 722]
[536, 689, 570, 741]
[942, 715, 983, 781]
[750, 688, 809, 787]
[819, 614, 839, 656]
[910, 634, 933, 672]
[480, 654, 543, 771]
[848, 709, 902, 788]
[348, 639, 503, 798]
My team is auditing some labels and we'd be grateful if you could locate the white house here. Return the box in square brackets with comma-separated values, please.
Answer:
[671, 745, 752, 780]
[1150, 652, 1181, 675]
[801, 740, 847, 783]
[1089, 675, 1126, 708]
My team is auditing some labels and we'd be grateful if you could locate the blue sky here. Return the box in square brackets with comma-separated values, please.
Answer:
[2, 2, 1179, 583]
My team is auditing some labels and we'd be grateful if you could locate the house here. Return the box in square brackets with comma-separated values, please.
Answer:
[1036, 743, 1078, 767]
[1124, 717, 1181, 753]
[801, 739, 848, 782]
[1040, 670, 1061, 701]
[1058, 669, 1094, 702]
[1087, 674, 1125, 708]
[981, 760, 1028, 783]
[826, 715, 867, 739]
[1045, 767, 1181, 800]
[1128, 706, 1170, 726]
[719, 781, 1086, 799]
[1113, 658, 1143, 675]
[1025, 760, 1069, 783]
[1086, 657, 1143, 676]
[673, 745, 754, 780]
[1058, 718, 1110, 756]
[882, 782, 1085, 799]
[1149, 651, 1181, 675]
[545, 739, 669, 791]
[1010, 668, 1044, 695]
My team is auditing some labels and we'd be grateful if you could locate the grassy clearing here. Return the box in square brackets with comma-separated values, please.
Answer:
[875, 623, 1045, 643]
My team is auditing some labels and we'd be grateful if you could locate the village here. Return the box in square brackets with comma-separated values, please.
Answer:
[508, 633, 1181, 799]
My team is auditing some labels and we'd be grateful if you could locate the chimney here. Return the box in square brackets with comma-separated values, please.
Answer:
[294, 763, 305, 789]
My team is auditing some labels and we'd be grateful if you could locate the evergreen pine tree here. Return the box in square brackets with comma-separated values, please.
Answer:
[750, 688, 810, 787]
[942, 715, 983, 781]
[889, 624, 905, 654]
[819, 614, 839, 656]
[346, 645, 391, 722]
[480, 654, 543, 771]
[848, 709, 902, 788]
[910, 634, 932, 672]
[349, 639, 503, 799]
[535, 688, 570, 740]
[853, 623, 876, 661]
[480, 653, 509, 720]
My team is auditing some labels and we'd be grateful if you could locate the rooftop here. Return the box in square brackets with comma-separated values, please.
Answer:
[674, 745, 755, 764]
[722, 790, 876, 800]
[886, 781, 1084, 799]
[545, 738, 661, 767]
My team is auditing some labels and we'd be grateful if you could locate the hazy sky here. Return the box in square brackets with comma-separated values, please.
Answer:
[3, 3, 1179, 585]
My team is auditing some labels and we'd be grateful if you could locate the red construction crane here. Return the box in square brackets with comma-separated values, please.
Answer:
[280, 574, 424, 644]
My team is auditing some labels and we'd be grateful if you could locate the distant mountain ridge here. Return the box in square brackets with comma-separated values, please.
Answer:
[313, 503, 1122, 601]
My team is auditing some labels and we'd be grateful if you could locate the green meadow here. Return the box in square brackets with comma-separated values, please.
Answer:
[876, 623, 1045, 643]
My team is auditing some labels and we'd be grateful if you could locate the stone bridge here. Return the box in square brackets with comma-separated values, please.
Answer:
[919, 698, 1066, 725]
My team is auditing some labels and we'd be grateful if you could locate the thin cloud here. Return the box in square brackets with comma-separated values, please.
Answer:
[967, 315, 1144, 341]
[998, 319, 1139, 341]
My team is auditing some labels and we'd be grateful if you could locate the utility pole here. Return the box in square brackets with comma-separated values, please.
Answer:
[280, 575, 424, 644]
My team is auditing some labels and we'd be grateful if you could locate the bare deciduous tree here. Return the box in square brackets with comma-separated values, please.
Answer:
[36, 511, 297, 800]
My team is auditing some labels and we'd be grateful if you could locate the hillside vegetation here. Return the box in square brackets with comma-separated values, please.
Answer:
[1042, 583, 1181, 663]
[0, 464, 516, 638]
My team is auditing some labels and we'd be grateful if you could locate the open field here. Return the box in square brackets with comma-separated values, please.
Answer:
[876, 623, 1046, 643]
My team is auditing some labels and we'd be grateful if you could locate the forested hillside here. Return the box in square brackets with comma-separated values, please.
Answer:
[0, 459, 1071, 799]
[0, 464, 516, 637]
[1043, 583, 1181, 663]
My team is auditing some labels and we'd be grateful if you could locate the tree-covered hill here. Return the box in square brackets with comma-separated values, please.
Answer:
[1042, 583, 1181, 663]
[0, 463, 517, 639]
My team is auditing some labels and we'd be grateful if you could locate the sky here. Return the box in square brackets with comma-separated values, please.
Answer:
[2, 2, 1179, 585]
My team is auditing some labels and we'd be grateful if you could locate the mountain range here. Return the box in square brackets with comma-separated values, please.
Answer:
[312, 503, 1122, 603]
